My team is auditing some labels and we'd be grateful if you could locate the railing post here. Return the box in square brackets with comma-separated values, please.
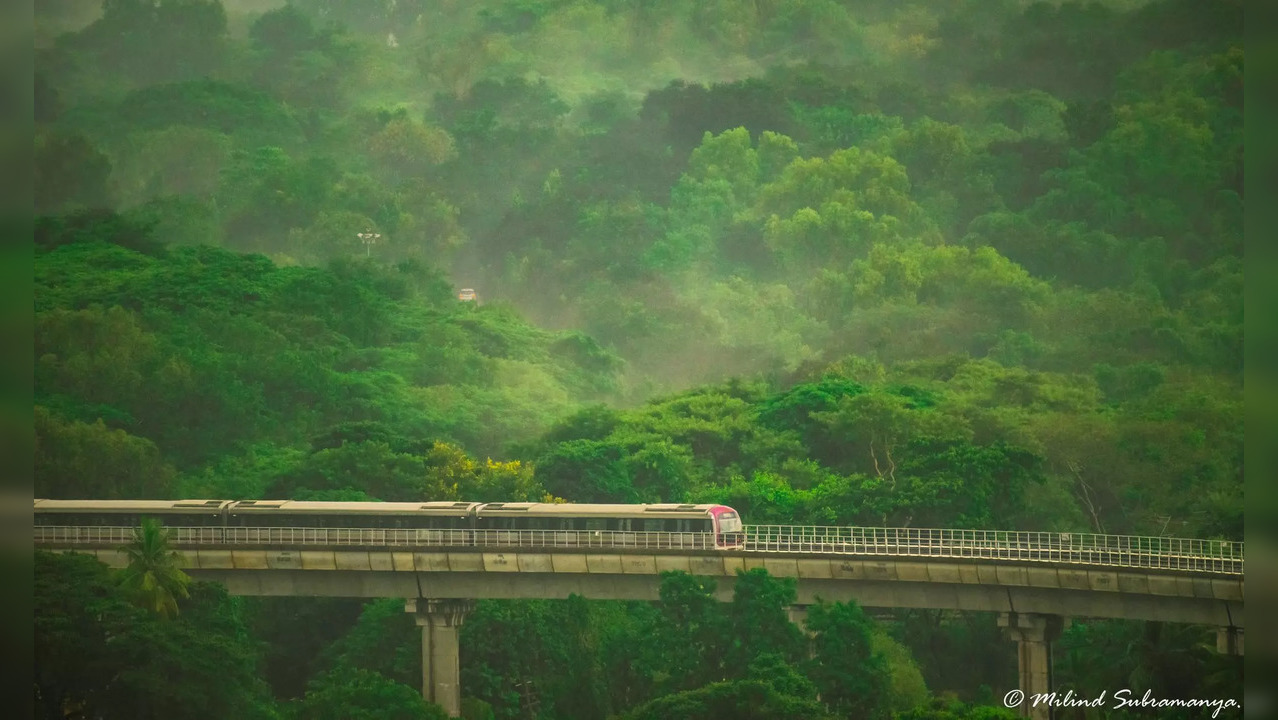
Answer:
[407, 598, 476, 717]
[999, 612, 1065, 720]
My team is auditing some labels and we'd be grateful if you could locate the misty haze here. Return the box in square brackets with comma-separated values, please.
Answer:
[34, 1, 1243, 719]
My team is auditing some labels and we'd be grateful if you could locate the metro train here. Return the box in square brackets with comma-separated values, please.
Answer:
[33, 499, 747, 550]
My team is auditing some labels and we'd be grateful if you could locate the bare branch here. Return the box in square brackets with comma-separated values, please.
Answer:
[1068, 460, 1106, 534]
[885, 442, 897, 488]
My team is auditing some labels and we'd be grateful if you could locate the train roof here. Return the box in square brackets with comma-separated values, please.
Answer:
[228, 500, 481, 514]
[34, 499, 233, 512]
[32, 500, 735, 519]
[476, 503, 727, 518]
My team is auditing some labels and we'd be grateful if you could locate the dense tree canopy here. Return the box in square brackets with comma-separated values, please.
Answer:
[34, 0, 1242, 717]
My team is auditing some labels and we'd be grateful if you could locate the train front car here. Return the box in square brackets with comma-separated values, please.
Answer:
[34, 499, 232, 548]
[474, 503, 743, 551]
[710, 505, 745, 550]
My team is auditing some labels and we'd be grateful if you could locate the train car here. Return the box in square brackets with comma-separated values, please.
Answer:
[225, 500, 482, 547]
[474, 502, 745, 550]
[34, 499, 232, 545]
[33, 499, 747, 551]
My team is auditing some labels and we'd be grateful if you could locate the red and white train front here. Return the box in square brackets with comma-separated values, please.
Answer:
[710, 505, 745, 549]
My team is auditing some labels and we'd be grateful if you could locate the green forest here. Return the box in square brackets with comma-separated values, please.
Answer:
[34, 0, 1243, 718]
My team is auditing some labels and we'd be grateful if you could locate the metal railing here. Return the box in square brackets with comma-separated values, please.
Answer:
[34, 526, 729, 551]
[744, 526, 1244, 575]
[35, 526, 224, 545]
[33, 524, 1244, 575]
[224, 527, 726, 551]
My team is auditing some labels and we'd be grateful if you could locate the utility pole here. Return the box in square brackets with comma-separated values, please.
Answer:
[357, 231, 381, 258]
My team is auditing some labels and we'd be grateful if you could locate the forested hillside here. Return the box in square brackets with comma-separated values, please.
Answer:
[35, 0, 1243, 718]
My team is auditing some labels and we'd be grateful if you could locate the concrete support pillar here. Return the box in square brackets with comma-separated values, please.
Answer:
[407, 598, 475, 717]
[998, 612, 1065, 720]
[1216, 626, 1244, 656]
[787, 605, 815, 660]
[786, 605, 809, 629]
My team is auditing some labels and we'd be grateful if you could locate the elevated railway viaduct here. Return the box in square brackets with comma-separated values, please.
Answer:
[39, 524, 1244, 719]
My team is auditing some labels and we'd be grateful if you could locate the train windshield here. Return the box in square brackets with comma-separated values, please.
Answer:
[717, 511, 742, 533]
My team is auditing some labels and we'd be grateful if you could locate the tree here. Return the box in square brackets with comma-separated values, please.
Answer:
[1054, 619, 1242, 710]
[245, 596, 367, 699]
[615, 680, 836, 720]
[727, 569, 805, 671]
[117, 517, 191, 619]
[753, 146, 937, 271]
[34, 406, 176, 499]
[871, 628, 930, 714]
[534, 439, 636, 503]
[367, 119, 457, 185]
[110, 126, 231, 206]
[71, 0, 229, 86]
[36, 552, 278, 720]
[803, 599, 891, 720]
[248, 4, 357, 108]
[897, 698, 1019, 720]
[746, 652, 818, 701]
[459, 599, 592, 720]
[34, 130, 113, 213]
[292, 668, 449, 720]
[320, 598, 420, 689]
[651, 572, 730, 693]
[35, 551, 138, 718]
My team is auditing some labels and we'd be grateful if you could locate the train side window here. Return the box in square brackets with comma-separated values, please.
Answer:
[586, 518, 605, 531]
[643, 519, 664, 532]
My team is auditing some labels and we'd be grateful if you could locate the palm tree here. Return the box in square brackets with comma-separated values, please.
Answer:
[117, 517, 191, 619]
